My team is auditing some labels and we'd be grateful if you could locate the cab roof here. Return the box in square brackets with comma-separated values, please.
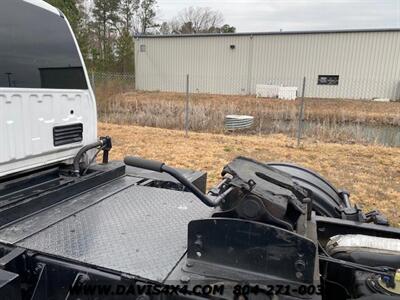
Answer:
[22, 0, 60, 15]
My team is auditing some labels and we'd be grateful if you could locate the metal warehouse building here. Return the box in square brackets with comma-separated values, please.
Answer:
[135, 29, 400, 100]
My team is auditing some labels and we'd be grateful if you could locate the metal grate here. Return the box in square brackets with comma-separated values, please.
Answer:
[15, 185, 212, 281]
[53, 123, 83, 146]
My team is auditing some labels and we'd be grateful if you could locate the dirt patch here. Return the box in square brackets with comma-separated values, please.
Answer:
[99, 122, 400, 226]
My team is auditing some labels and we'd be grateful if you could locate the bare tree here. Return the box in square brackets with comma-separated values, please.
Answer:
[177, 7, 223, 33]
[161, 7, 236, 35]
[168, 19, 183, 34]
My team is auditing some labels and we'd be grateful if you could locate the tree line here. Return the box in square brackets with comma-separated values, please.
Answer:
[45, 0, 236, 74]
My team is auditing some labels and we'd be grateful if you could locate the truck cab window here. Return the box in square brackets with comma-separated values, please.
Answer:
[0, 0, 87, 89]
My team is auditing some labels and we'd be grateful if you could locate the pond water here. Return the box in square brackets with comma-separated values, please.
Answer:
[281, 122, 400, 147]
[255, 120, 400, 147]
[303, 122, 400, 147]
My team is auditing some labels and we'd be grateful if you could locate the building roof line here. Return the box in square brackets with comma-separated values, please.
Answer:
[135, 28, 400, 39]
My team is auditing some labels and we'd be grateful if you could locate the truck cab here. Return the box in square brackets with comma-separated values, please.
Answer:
[0, 0, 97, 178]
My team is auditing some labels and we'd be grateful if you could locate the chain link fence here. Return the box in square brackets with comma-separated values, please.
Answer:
[90, 72, 136, 113]
[95, 73, 400, 147]
[90, 72, 135, 91]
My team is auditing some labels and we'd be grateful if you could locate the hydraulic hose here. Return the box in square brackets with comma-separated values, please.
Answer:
[162, 165, 221, 207]
[123, 156, 223, 207]
[73, 141, 104, 176]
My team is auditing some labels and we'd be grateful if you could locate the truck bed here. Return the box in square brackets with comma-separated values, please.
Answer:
[0, 167, 211, 282]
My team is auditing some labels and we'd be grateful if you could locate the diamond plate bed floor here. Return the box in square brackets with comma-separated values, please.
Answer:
[0, 185, 211, 282]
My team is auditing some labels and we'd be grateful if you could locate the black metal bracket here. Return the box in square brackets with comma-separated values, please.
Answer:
[185, 218, 317, 284]
[364, 210, 389, 226]
[65, 273, 91, 300]
[100, 136, 112, 164]
[31, 263, 48, 300]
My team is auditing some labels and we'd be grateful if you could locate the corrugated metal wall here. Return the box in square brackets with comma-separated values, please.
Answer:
[135, 31, 400, 99]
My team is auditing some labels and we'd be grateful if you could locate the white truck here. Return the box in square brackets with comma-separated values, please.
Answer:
[0, 0, 97, 178]
[0, 1, 399, 300]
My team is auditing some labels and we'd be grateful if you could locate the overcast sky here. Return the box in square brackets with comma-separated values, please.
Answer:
[156, 0, 400, 32]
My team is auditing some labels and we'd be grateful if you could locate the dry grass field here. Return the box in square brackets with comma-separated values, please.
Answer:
[98, 90, 400, 126]
[99, 122, 400, 226]
[96, 90, 400, 145]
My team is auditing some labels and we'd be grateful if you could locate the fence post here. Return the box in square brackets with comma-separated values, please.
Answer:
[185, 74, 190, 138]
[297, 77, 306, 147]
